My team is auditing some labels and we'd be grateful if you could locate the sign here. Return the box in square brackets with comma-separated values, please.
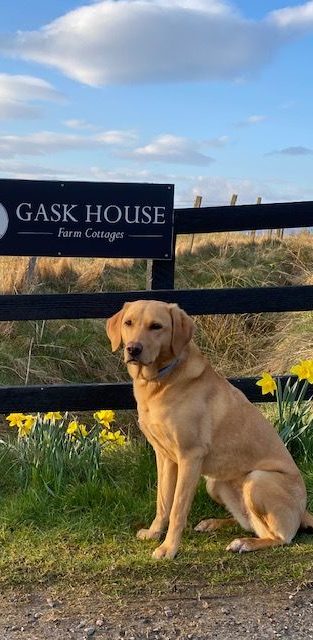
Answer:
[0, 179, 174, 259]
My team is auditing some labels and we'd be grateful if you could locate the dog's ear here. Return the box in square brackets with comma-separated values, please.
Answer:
[169, 304, 194, 356]
[106, 303, 129, 352]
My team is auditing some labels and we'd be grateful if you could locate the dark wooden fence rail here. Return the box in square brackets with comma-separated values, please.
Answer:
[0, 200, 312, 412]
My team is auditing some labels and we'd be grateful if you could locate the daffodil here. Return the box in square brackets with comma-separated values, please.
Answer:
[44, 412, 63, 421]
[290, 360, 313, 384]
[6, 413, 26, 428]
[23, 415, 36, 430]
[18, 421, 33, 438]
[94, 410, 115, 428]
[256, 372, 277, 396]
[66, 421, 88, 438]
[98, 428, 109, 445]
[99, 428, 125, 446]
[77, 424, 88, 438]
[66, 420, 79, 436]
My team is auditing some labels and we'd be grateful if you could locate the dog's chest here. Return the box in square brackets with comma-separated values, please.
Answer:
[137, 397, 179, 456]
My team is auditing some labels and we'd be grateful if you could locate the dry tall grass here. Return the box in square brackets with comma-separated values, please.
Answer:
[0, 231, 311, 389]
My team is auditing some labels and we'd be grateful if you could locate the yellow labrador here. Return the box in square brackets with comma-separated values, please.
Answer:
[106, 300, 313, 559]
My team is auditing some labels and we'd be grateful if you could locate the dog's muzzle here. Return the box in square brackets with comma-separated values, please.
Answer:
[126, 341, 143, 362]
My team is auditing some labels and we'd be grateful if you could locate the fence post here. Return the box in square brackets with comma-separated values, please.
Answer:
[146, 244, 176, 291]
[189, 195, 202, 254]
[267, 209, 274, 241]
[250, 197, 262, 242]
[220, 194, 237, 256]
[25, 256, 38, 287]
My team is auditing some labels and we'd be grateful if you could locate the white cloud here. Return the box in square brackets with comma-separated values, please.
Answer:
[86, 166, 313, 206]
[1, 0, 311, 86]
[1, 160, 313, 206]
[0, 73, 64, 120]
[126, 134, 215, 165]
[246, 115, 267, 124]
[267, 146, 313, 156]
[0, 129, 137, 158]
[63, 118, 96, 130]
[97, 130, 137, 145]
[236, 114, 267, 127]
[89, 166, 170, 183]
[205, 135, 230, 147]
[0, 159, 77, 180]
[175, 174, 313, 206]
[269, 1, 313, 31]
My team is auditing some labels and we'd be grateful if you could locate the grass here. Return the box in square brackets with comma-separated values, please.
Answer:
[1, 232, 313, 392]
[0, 441, 312, 597]
[0, 231, 313, 596]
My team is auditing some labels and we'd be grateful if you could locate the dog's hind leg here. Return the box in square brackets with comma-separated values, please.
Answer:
[300, 510, 313, 530]
[195, 517, 237, 532]
[226, 470, 306, 553]
[195, 478, 252, 533]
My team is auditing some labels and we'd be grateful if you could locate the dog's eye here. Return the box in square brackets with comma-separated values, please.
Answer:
[124, 319, 132, 326]
[149, 322, 162, 330]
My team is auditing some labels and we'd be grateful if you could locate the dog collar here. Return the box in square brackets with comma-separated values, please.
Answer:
[156, 358, 180, 380]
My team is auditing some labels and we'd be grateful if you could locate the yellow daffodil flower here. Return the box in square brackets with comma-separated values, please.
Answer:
[66, 421, 88, 438]
[290, 360, 313, 384]
[78, 424, 88, 438]
[93, 409, 115, 428]
[66, 420, 79, 435]
[115, 434, 126, 446]
[6, 413, 26, 428]
[44, 412, 63, 421]
[98, 428, 108, 444]
[23, 415, 36, 430]
[107, 431, 120, 440]
[99, 428, 125, 446]
[18, 421, 33, 438]
[256, 372, 277, 396]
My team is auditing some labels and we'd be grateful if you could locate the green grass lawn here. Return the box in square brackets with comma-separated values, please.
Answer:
[0, 442, 312, 597]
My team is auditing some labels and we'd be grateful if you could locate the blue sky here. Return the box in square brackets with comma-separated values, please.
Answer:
[1, 0, 313, 206]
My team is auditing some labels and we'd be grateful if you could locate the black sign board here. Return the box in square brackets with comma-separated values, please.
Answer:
[0, 179, 174, 259]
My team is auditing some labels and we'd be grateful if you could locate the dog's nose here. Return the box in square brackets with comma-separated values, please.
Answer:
[126, 341, 143, 358]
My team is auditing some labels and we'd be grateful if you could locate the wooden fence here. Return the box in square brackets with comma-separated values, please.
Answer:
[1, 200, 313, 412]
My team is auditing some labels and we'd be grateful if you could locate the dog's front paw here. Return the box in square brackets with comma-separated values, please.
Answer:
[136, 528, 162, 541]
[152, 543, 177, 560]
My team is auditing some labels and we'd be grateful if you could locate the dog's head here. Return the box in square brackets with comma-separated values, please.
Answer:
[106, 300, 194, 377]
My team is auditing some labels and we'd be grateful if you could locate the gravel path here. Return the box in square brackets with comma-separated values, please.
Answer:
[1, 581, 313, 640]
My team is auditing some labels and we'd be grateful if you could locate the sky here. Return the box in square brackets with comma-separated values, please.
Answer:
[1, 0, 313, 206]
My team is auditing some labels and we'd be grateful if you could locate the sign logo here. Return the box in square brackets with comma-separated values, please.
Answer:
[0, 203, 8, 239]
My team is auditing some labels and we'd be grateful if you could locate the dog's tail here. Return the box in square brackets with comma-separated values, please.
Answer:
[300, 510, 313, 530]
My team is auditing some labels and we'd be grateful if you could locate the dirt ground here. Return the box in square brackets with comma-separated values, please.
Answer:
[1, 581, 313, 640]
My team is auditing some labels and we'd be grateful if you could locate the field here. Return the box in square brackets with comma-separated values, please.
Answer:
[1, 231, 313, 387]
[0, 231, 312, 629]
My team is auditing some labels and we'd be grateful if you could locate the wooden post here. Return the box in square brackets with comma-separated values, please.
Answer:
[189, 195, 202, 254]
[221, 194, 237, 256]
[250, 197, 262, 242]
[146, 228, 176, 291]
[25, 256, 37, 287]
[267, 206, 274, 242]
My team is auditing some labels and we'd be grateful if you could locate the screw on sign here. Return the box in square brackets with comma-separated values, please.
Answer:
[0, 203, 9, 239]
